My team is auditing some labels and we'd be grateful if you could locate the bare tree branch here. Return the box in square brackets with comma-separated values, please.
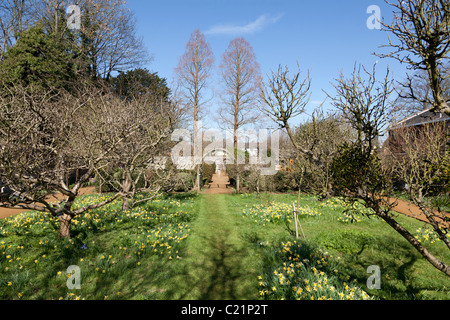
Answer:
[376, 0, 450, 115]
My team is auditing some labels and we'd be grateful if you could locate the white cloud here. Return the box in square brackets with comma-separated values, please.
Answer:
[204, 13, 283, 36]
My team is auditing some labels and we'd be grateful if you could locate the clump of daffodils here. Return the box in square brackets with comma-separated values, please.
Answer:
[319, 197, 374, 223]
[242, 202, 321, 225]
[415, 226, 450, 244]
[258, 241, 371, 300]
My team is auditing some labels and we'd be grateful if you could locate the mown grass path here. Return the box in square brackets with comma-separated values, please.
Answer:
[168, 194, 258, 300]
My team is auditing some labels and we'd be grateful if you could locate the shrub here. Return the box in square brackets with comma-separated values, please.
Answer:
[172, 172, 194, 192]
[202, 162, 216, 186]
[229, 166, 302, 193]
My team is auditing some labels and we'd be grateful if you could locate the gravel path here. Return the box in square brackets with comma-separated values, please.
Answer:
[385, 196, 449, 228]
[0, 187, 97, 219]
[201, 172, 234, 194]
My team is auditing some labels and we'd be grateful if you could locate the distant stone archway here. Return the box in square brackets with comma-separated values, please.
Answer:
[202, 147, 234, 173]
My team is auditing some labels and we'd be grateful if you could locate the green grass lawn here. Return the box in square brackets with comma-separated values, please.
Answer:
[0, 192, 449, 300]
[231, 193, 450, 300]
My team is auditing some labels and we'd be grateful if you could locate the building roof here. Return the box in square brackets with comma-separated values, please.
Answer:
[389, 107, 450, 130]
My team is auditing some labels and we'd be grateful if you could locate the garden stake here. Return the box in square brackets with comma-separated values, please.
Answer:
[293, 203, 306, 239]
[293, 203, 299, 238]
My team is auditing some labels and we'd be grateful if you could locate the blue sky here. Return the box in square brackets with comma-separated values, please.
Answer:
[128, 0, 408, 127]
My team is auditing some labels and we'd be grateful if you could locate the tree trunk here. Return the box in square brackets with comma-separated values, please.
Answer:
[98, 173, 103, 195]
[122, 196, 130, 211]
[58, 214, 72, 239]
[379, 208, 450, 277]
[236, 172, 240, 194]
[122, 171, 133, 211]
[256, 174, 260, 194]
[234, 120, 240, 193]
[196, 164, 201, 192]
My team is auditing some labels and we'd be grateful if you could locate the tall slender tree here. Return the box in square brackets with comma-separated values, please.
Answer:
[175, 29, 214, 192]
[218, 37, 261, 193]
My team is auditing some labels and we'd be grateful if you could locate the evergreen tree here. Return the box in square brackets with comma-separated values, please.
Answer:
[0, 23, 77, 92]
[111, 68, 170, 101]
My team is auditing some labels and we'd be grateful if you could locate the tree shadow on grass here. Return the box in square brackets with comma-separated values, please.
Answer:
[197, 234, 254, 300]
[343, 235, 444, 300]
[162, 230, 257, 300]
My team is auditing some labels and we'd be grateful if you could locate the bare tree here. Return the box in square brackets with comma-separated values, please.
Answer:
[92, 91, 180, 211]
[377, 0, 450, 115]
[259, 64, 317, 165]
[0, 83, 124, 238]
[0, 0, 150, 78]
[292, 110, 356, 195]
[328, 64, 450, 277]
[0, 80, 177, 238]
[394, 65, 450, 121]
[326, 64, 395, 149]
[386, 121, 449, 239]
[28, 0, 150, 80]
[175, 29, 214, 192]
[218, 37, 261, 193]
[0, 0, 33, 55]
